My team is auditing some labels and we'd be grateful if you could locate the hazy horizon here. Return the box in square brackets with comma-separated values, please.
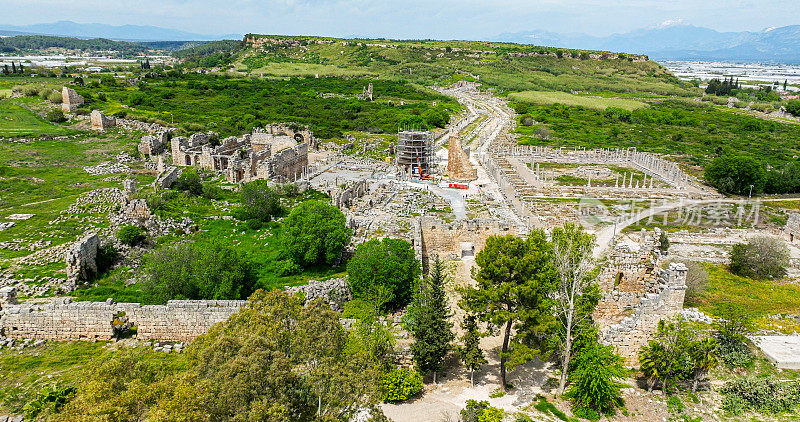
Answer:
[2, 0, 800, 40]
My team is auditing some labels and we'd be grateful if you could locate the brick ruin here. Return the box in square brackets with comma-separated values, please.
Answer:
[61, 87, 84, 112]
[0, 292, 245, 342]
[170, 125, 313, 183]
[90, 110, 116, 131]
[446, 133, 477, 181]
[594, 229, 688, 365]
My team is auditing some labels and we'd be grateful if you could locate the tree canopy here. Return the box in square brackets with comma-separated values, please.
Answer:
[282, 201, 351, 267]
[347, 238, 420, 311]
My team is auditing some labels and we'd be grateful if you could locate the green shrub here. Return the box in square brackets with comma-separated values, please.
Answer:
[342, 299, 378, 320]
[566, 342, 626, 415]
[95, 243, 119, 276]
[172, 169, 203, 195]
[282, 200, 351, 267]
[117, 225, 146, 246]
[715, 334, 754, 368]
[704, 155, 766, 195]
[572, 406, 600, 421]
[245, 219, 263, 231]
[23, 385, 76, 420]
[729, 236, 790, 280]
[380, 368, 423, 403]
[667, 395, 684, 414]
[273, 259, 301, 277]
[46, 109, 66, 123]
[48, 91, 62, 103]
[461, 400, 504, 422]
[240, 180, 283, 221]
[720, 377, 800, 415]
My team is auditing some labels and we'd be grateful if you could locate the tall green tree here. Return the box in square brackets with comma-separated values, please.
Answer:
[458, 232, 556, 390]
[347, 238, 420, 311]
[550, 223, 599, 394]
[240, 179, 283, 221]
[408, 255, 455, 383]
[457, 314, 487, 387]
[566, 342, 626, 416]
[283, 200, 351, 267]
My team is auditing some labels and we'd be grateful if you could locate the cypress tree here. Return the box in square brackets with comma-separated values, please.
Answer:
[2, 64, 8, 75]
[457, 314, 486, 387]
[11, 62, 16, 74]
[409, 254, 454, 384]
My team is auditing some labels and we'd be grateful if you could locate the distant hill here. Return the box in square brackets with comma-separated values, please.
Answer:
[226, 35, 691, 96]
[0, 20, 239, 41]
[493, 25, 800, 63]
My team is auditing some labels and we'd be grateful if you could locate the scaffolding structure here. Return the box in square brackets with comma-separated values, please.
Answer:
[395, 130, 434, 178]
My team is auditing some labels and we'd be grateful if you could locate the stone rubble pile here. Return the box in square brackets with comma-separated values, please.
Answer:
[83, 161, 131, 176]
[286, 278, 352, 311]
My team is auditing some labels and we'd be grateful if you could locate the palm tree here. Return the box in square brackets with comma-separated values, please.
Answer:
[690, 338, 718, 392]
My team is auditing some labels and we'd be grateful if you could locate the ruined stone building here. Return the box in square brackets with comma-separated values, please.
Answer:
[138, 132, 171, 156]
[90, 110, 116, 131]
[784, 212, 800, 244]
[357, 83, 374, 101]
[61, 87, 84, 112]
[170, 125, 315, 183]
[594, 229, 688, 365]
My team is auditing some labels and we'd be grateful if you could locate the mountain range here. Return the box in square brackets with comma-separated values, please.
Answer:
[493, 24, 800, 63]
[0, 21, 239, 42]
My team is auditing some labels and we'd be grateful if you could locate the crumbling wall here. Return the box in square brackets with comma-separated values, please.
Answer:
[139, 132, 170, 156]
[61, 87, 84, 112]
[64, 234, 99, 289]
[419, 216, 514, 263]
[153, 166, 182, 189]
[0, 294, 245, 342]
[333, 179, 369, 209]
[599, 263, 687, 365]
[90, 110, 116, 131]
[286, 278, 352, 311]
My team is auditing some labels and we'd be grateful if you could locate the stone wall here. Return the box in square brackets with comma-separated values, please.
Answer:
[153, 166, 182, 189]
[419, 216, 516, 264]
[61, 87, 84, 112]
[594, 229, 688, 365]
[90, 110, 116, 131]
[0, 294, 245, 342]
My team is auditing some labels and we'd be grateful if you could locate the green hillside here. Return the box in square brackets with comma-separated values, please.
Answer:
[177, 35, 692, 96]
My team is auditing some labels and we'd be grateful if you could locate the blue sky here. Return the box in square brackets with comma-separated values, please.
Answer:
[2, 0, 800, 38]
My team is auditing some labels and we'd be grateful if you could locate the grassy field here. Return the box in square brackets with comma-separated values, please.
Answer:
[685, 263, 800, 333]
[0, 342, 184, 414]
[0, 101, 74, 137]
[508, 90, 647, 111]
[515, 100, 800, 169]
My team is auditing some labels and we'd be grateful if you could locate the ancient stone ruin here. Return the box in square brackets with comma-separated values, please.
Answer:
[784, 212, 800, 244]
[357, 83, 374, 101]
[138, 132, 171, 156]
[0, 290, 245, 342]
[447, 133, 477, 181]
[61, 87, 84, 112]
[90, 110, 116, 131]
[171, 125, 313, 183]
[286, 278, 353, 311]
[594, 229, 688, 365]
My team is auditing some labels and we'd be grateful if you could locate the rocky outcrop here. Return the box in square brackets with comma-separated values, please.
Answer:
[286, 278, 352, 311]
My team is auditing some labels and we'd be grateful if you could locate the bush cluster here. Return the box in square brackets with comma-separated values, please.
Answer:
[721, 377, 800, 415]
[380, 368, 422, 403]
